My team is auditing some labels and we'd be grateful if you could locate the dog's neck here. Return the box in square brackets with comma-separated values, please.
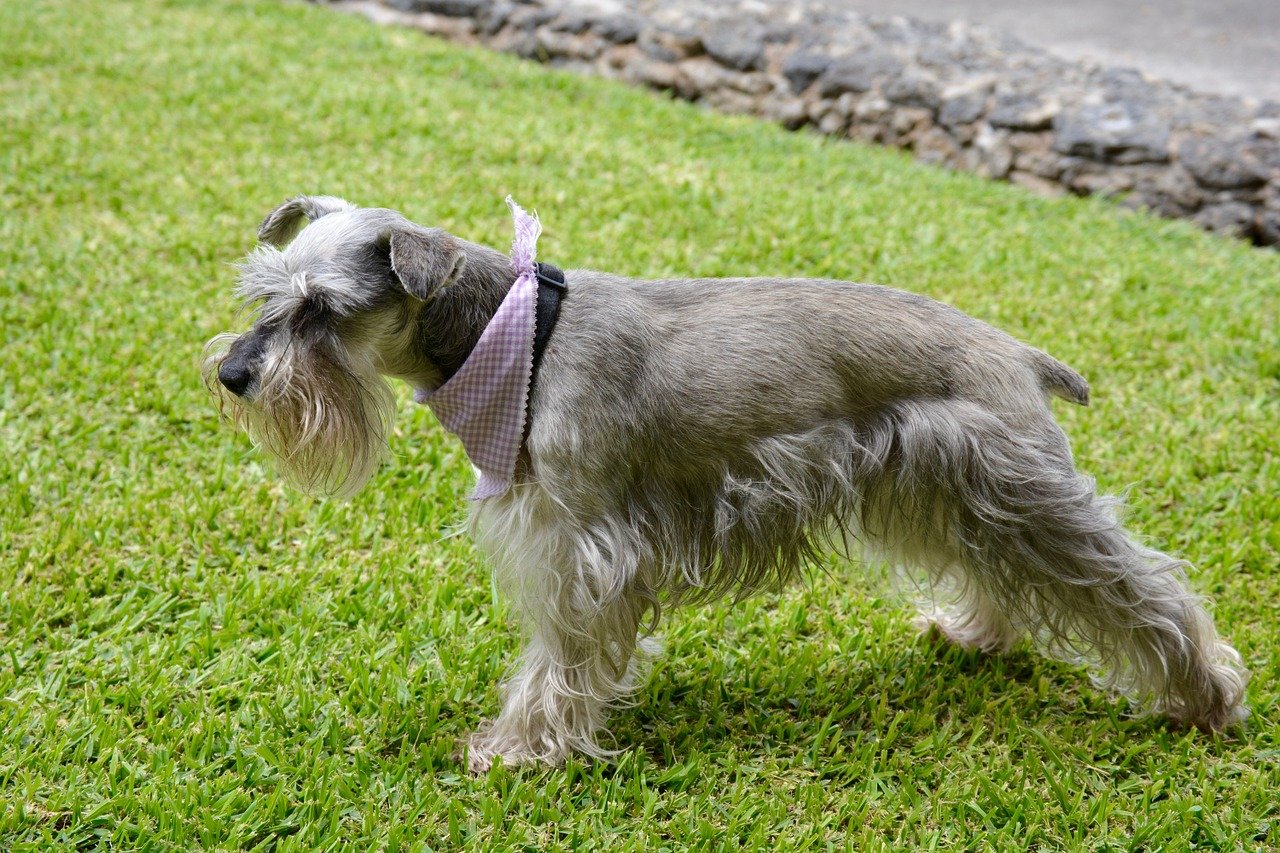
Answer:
[414, 240, 518, 383]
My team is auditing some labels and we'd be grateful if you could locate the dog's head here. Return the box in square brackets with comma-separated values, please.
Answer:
[202, 195, 470, 498]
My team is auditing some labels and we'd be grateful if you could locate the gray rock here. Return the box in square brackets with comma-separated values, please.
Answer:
[762, 18, 810, 44]
[548, 12, 590, 34]
[817, 108, 848, 135]
[852, 93, 891, 123]
[831, 92, 859, 120]
[495, 29, 540, 60]
[623, 56, 679, 90]
[537, 28, 599, 60]
[913, 126, 960, 166]
[592, 13, 641, 44]
[816, 50, 906, 98]
[1256, 137, 1280, 171]
[1069, 168, 1134, 197]
[781, 50, 831, 93]
[1091, 66, 1174, 109]
[1127, 165, 1204, 217]
[938, 89, 988, 127]
[1052, 100, 1171, 164]
[638, 27, 702, 62]
[701, 20, 766, 72]
[676, 57, 738, 98]
[1266, 185, 1280, 213]
[1178, 136, 1270, 189]
[1193, 202, 1255, 237]
[974, 124, 1013, 178]
[805, 97, 834, 123]
[1013, 143, 1065, 179]
[989, 92, 1058, 131]
[885, 69, 941, 111]
[505, 5, 555, 33]
[549, 5, 639, 41]
[735, 72, 774, 96]
[475, 0, 512, 35]
[760, 95, 809, 129]
[891, 106, 933, 136]
[1256, 210, 1280, 245]
[388, 0, 488, 16]
[703, 87, 760, 116]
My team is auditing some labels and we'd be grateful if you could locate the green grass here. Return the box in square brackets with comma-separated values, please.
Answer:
[1, 0, 1278, 848]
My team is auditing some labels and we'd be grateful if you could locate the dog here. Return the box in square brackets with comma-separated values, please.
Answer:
[205, 195, 1249, 772]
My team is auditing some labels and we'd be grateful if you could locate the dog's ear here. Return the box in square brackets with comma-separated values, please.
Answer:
[257, 195, 356, 247]
[388, 226, 466, 301]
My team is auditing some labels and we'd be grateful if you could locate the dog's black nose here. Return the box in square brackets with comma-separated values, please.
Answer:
[218, 358, 254, 397]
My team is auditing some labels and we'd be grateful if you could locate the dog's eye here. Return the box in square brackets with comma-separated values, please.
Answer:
[291, 296, 331, 331]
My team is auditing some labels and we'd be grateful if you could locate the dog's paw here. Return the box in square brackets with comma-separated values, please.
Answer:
[466, 746, 495, 775]
[459, 730, 499, 775]
[463, 726, 574, 774]
[462, 729, 543, 775]
[914, 607, 1018, 654]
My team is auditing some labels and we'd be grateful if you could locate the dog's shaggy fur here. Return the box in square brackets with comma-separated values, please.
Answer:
[205, 197, 1249, 771]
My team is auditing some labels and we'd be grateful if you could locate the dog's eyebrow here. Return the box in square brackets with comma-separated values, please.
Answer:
[290, 292, 331, 329]
[292, 271, 309, 297]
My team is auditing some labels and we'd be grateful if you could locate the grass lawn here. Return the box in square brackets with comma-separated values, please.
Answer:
[2, 0, 1278, 848]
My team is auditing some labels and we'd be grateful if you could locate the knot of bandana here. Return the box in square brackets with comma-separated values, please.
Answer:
[414, 197, 541, 500]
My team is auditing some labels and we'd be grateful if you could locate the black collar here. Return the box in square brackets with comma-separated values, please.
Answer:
[531, 261, 566, 386]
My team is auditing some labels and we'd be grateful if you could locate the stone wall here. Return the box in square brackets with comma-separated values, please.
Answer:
[323, 0, 1280, 246]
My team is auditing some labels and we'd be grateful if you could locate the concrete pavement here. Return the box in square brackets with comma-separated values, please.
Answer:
[824, 0, 1280, 101]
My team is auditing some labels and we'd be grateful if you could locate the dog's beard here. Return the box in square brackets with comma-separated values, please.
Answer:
[203, 334, 395, 499]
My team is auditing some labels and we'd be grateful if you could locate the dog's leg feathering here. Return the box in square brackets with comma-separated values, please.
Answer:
[876, 400, 1249, 730]
[466, 485, 659, 771]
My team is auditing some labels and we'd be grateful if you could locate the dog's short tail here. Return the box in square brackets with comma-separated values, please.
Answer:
[1031, 350, 1090, 406]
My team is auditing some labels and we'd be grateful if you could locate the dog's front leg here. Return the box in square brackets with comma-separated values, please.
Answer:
[466, 605, 653, 773]
[466, 498, 657, 771]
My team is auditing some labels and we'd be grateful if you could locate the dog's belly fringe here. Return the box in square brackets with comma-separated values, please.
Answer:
[473, 400, 1102, 615]
[475, 416, 894, 622]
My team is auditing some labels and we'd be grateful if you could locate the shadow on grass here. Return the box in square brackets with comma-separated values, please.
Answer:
[613, 633, 1178, 772]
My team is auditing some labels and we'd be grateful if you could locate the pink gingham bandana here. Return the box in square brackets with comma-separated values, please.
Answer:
[414, 197, 541, 500]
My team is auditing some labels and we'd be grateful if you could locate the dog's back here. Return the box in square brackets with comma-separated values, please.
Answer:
[534, 272, 1086, 458]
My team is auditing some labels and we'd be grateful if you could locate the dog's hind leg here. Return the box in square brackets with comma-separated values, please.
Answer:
[915, 584, 1021, 654]
[881, 400, 1249, 730]
[466, 488, 657, 771]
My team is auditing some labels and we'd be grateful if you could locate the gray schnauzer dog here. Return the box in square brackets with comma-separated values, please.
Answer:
[205, 196, 1248, 772]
